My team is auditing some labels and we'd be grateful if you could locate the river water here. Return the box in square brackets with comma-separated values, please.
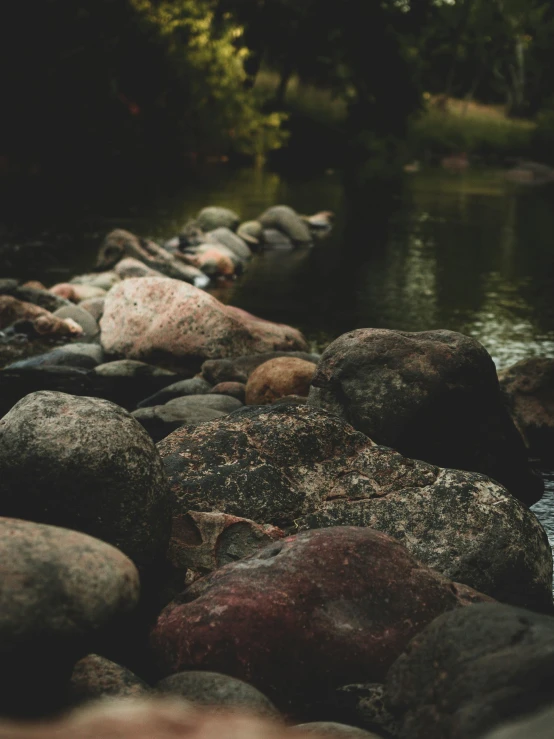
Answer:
[3, 165, 554, 558]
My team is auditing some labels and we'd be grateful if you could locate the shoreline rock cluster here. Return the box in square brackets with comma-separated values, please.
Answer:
[0, 203, 553, 738]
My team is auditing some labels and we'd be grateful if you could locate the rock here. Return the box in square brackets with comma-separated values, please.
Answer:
[210, 381, 246, 402]
[150, 527, 491, 717]
[0, 517, 139, 716]
[79, 297, 105, 322]
[5, 343, 104, 370]
[100, 278, 307, 372]
[53, 305, 100, 340]
[484, 706, 554, 739]
[0, 278, 19, 292]
[206, 227, 252, 261]
[201, 352, 320, 385]
[133, 394, 241, 442]
[50, 283, 107, 302]
[237, 220, 264, 247]
[95, 229, 206, 285]
[22, 280, 47, 290]
[333, 684, 398, 737]
[294, 724, 382, 739]
[0, 698, 314, 739]
[0, 295, 55, 329]
[308, 329, 543, 506]
[0, 297, 83, 339]
[272, 395, 308, 406]
[70, 271, 121, 291]
[196, 206, 240, 232]
[245, 357, 316, 405]
[114, 257, 164, 280]
[0, 391, 171, 577]
[157, 671, 280, 719]
[68, 654, 151, 705]
[499, 358, 554, 463]
[180, 244, 237, 277]
[157, 404, 552, 611]
[258, 206, 312, 245]
[137, 377, 213, 408]
[7, 286, 71, 313]
[304, 211, 335, 231]
[263, 229, 295, 248]
[386, 603, 554, 739]
[168, 510, 284, 578]
[94, 359, 175, 378]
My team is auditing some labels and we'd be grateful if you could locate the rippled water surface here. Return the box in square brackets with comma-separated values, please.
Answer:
[7, 165, 554, 368]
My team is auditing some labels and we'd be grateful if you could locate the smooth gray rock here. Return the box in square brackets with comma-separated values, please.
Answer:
[295, 723, 383, 738]
[68, 654, 150, 705]
[79, 297, 105, 322]
[94, 360, 175, 378]
[0, 391, 171, 576]
[5, 343, 103, 370]
[206, 227, 252, 261]
[196, 206, 240, 232]
[157, 671, 280, 719]
[258, 205, 312, 244]
[137, 377, 213, 408]
[53, 305, 99, 341]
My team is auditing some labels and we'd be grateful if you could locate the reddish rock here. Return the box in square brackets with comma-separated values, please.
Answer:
[0, 699, 313, 739]
[210, 381, 246, 402]
[245, 357, 316, 405]
[0, 296, 83, 338]
[22, 281, 47, 291]
[169, 510, 284, 579]
[201, 352, 319, 385]
[181, 248, 235, 277]
[157, 405, 552, 611]
[150, 527, 491, 716]
[499, 358, 554, 463]
[308, 328, 543, 506]
[100, 278, 307, 372]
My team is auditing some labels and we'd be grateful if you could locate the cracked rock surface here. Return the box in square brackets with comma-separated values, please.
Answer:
[158, 405, 552, 610]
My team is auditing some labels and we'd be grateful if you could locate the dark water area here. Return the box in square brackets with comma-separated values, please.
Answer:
[4, 165, 554, 368]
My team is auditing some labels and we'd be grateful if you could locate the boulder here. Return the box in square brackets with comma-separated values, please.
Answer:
[100, 278, 307, 372]
[79, 297, 105, 322]
[206, 227, 252, 261]
[386, 603, 554, 739]
[5, 343, 103, 370]
[499, 358, 554, 463]
[245, 357, 316, 404]
[133, 395, 241, 442]
[95, 229, 206, 285]
[137, 377, 213, 408]
[308, 329, 543, 506]
[114, 257, 164, 280]
[157, 404, 552, 611]
[258, 206, 312, 245]
[0, 391, 171, 577]
[196, 206, 240, 232]
[53, 305, 100, 341]
[210, 381, 246, 402]
[201, 352, 319, 385]
[0, 698, 315, 739]
[157, 671, 280, 719]
[150, 527, 491, 717]
[168, 510, 283, 578]
[0, 517, 139, 716]
[68, 654, 150, 705]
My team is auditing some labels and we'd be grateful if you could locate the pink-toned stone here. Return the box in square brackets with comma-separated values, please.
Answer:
[181, 247, 236, 277]
[245, 357, 316, 405]
[50, 283, 106, 303]
[150, 527, 492, 716]
[0, 296, 83, 338]
[22, 281, 47, 291]
[0, 699, 312, 739]
[100, 277, 307, 371]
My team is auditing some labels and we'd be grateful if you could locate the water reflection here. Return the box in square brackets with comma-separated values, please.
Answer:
[3, 166, 554, 369]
